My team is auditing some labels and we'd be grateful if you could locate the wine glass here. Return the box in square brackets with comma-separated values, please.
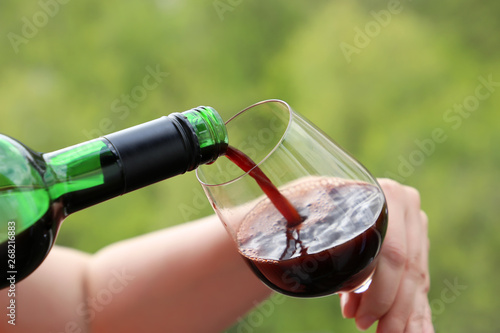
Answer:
[196, 100, 388, 297]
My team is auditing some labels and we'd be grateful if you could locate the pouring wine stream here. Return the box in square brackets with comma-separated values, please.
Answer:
[225, 146, 303, 228]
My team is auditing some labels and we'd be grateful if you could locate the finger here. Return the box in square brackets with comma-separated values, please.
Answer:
[376, 259, 425, 332]
[420, 210, 434, 333]
[354, 180, 408, 330]
[420, 211, 431, 293]
[403, 210, 432, 333]
[403, 274, 433, 333]
[405, 211, 433, 333]
[339, 292, 361, 319]
[403, 291, 426, 332]
[423, 298, 435, 333]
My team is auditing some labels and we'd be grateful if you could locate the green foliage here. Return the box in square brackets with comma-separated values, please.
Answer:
[1, 0, 498, 331]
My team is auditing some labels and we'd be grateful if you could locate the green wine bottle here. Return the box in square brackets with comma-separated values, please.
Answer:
[0, 107, 228, 289]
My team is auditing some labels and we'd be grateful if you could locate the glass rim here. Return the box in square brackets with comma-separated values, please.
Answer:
[195, 99, 293, 187]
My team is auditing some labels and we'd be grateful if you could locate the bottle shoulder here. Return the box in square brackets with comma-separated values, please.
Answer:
[0, 135, 51, 239]
[0, 135, 46, 189]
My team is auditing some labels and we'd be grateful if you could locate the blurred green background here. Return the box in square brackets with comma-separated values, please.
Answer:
[1, 0, 499, 332]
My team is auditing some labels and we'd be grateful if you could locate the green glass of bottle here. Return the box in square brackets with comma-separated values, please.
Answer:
[0, 107, 228, 289]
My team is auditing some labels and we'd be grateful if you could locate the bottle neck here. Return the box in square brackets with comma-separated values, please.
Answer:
[43, 107, 227, 215]
[43, 138, 123, 215]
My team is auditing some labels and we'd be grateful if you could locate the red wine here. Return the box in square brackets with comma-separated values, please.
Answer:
[0, 204, 63, 289]
[225, 146, 302, 227]
[236, 177, 387, 297]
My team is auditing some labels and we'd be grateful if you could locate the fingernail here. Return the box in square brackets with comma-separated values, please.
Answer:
[356, 315, 377, 331]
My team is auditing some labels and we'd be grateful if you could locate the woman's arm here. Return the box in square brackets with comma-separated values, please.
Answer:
[0, 215, 271, 333]
[87, 215, 271, 333]
[1, 246, 91, 332]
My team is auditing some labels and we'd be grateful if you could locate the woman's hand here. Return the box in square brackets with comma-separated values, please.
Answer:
[339, 179, 433, 332]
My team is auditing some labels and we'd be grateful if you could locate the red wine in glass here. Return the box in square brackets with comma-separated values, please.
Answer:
[225, 146, 387, 297]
